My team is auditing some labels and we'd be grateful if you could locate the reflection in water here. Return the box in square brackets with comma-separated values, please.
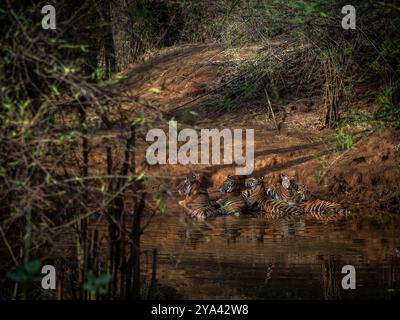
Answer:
[138, 211, 400, 299]
[321, 258, 342, 300]
[58, 210, 400, 299]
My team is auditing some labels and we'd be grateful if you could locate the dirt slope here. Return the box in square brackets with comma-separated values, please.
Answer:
[97, 44, 400, 213]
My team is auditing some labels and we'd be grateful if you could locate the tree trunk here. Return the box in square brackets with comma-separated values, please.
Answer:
[99, 0, 116, 78]
[110, 0, 136, 71]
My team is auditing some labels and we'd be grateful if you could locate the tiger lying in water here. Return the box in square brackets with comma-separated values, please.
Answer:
[177, 173, 349, 220]
[264, 173, 299, 204]
[243, 176, 305, 218]
[178, 173, 218, 220]
[216, 175, 249, 216]
[294, 184, 350, 218]
[264, 174, 350, 218]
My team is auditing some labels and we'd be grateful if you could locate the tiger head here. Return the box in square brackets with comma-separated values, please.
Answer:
[178, 173, 199, 196]
[245, 176, 264, 190]
[219, 175, 246, 193]
[294, 184, 311, 202]
[280, 173, 298, 193]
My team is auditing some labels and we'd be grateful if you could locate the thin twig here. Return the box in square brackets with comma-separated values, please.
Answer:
[264, 88, 279, 132]
[0, 225, 19, 266]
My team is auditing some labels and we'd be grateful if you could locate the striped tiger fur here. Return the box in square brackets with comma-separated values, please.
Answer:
[294, 184, 350, 219]
[216, 175, 248, 216]
[243, 176, 305, 218]
[264, 174, 299, 204]
[178, 174, 218, 220]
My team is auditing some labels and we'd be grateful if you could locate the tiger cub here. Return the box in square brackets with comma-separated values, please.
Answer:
[243, 176, 305, 218]
[264, 173, 299, 204]
[294, 184, 350, 218]
[216, 175, 249, 216]
[178, 174, 218, 220]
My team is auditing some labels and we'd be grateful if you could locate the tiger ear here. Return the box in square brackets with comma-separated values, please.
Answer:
[189, 174, 197, 182]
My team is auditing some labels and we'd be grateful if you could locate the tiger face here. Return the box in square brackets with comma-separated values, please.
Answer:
[280, 173, 298, 193]
[219, 179, 235, 193]
[178, 174, 198, 195]
[294, 184, 311, 202]
[245, 176, 264, 190]
[219, 175, 245, 193]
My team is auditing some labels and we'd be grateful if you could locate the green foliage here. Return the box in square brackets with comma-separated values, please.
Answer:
[83, 271, 112, 295]
[350, 111, 374, 126]
[217, 95, 232, 110]
[336, 111, 384, 132]
[182, 110, 198, 123]
[242, 84, 257, 99]
[135, 171, 146, 182]
[367, 30, 400, 128]
[377, 86, 394, 109]
[91, 67, 106, 81]
[287, 1, 329, 28]
[290, 16, 304, 26]
[379, 37, 397, 59]
[334, 120, 353, 151]
[154, 190, 168, 215]
[148, 87, 162, 94]
[132, 112, 148, 126]
[375, 86, 400, 127]
[6, 260, 42, 283]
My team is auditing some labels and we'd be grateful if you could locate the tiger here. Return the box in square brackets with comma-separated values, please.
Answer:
[294, 184, 350, 219]
[242, 176, 305, 218]
[264, 173, 299, 204]
[216, 175, 249, 216]
[178, 173, 218, 220]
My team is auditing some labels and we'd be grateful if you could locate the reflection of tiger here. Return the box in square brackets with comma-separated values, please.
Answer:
[178, 174, 217, 220]
[243, 176, 305, 218]
[217, 175, 248, 216]
[264, 174, 299, 204]
[295, 184, 349, 218]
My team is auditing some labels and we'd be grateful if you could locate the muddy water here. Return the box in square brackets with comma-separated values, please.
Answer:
[138, 208, 400, 300]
